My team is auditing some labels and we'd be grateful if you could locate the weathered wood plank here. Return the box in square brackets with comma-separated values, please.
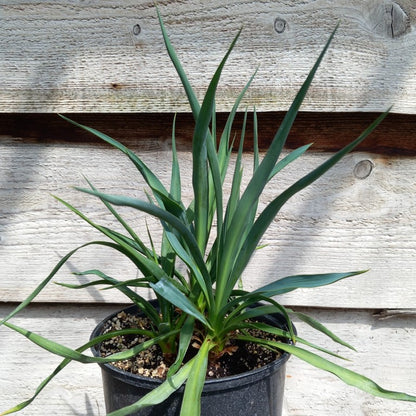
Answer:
[0, 129, 415, 308]
[0, 304, 414, 415]
[1, 0, 415, 113]
[2, 112, 416, 155]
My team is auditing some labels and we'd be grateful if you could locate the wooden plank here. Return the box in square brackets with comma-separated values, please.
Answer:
[1, 0, 415, 113]
[0, 124, 415, 308]
[2, 112, 416, 155]
[0, 304, 415, 415]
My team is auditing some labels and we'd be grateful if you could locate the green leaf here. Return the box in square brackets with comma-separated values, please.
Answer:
[223, 298, 295, 343]
[215, 73, 258, 228]
[157, 8, 200, 118]
[254, 271, 367, 296]
[224, 110, 247, 229]
[269, 143, 313, 181]
[242, 321, 348, 360]
[180, 340, 211, 416]
[99, 278, 150, 290]
[253, 108, 260, 171]
[240, 110, 260, 241]
[3, 320, 177, 364]
[192, 29, 242, 251]
[170, 114, 181, 200]
[163, 228, 212, 306]
[0, 241, 105, 327]
[168, 315, 195, 376]
[205, 113, 224, 250]
[84, 177, 153, 256]
[59, 115, 170, 201]
[55, 279, 111, 289]
[69, 269, 160, 323]
[151, 278, 211, 329]
[287, 308, 356, 351]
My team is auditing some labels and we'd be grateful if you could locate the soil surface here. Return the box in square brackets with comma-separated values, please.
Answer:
[98, 310, 283, 380]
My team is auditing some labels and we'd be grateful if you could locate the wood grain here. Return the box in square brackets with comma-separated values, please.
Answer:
[1, 0, 415, 113]
[0, 304, 414, 415]
[1, 127, 415, 308]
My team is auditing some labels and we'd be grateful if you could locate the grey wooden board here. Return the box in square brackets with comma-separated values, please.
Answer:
[1, 0, 416, 113]
[0, 304, 415, 415]
[0, 138, 415, 308]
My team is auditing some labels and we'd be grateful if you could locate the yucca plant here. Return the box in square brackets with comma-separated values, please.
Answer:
[1, 9, 415, 416]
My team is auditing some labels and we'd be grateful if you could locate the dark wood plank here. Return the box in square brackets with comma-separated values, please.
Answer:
[1, 112, 416, 155]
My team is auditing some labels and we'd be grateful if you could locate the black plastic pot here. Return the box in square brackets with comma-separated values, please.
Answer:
[91, 302, 292, 416]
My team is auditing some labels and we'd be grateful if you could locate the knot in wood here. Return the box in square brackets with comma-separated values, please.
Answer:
[274, 17, 287, 34]
[369, 1, 410, 39]
[133, 24, 141, 36]
[354, 159, 374, 179]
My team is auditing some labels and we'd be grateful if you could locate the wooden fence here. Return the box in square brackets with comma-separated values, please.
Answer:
[1, 1, 415, 415]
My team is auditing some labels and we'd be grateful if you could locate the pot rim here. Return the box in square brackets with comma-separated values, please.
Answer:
[90, 301, 292, 392]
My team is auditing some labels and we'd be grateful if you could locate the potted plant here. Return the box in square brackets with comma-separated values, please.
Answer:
[1, 9, 415, 416]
